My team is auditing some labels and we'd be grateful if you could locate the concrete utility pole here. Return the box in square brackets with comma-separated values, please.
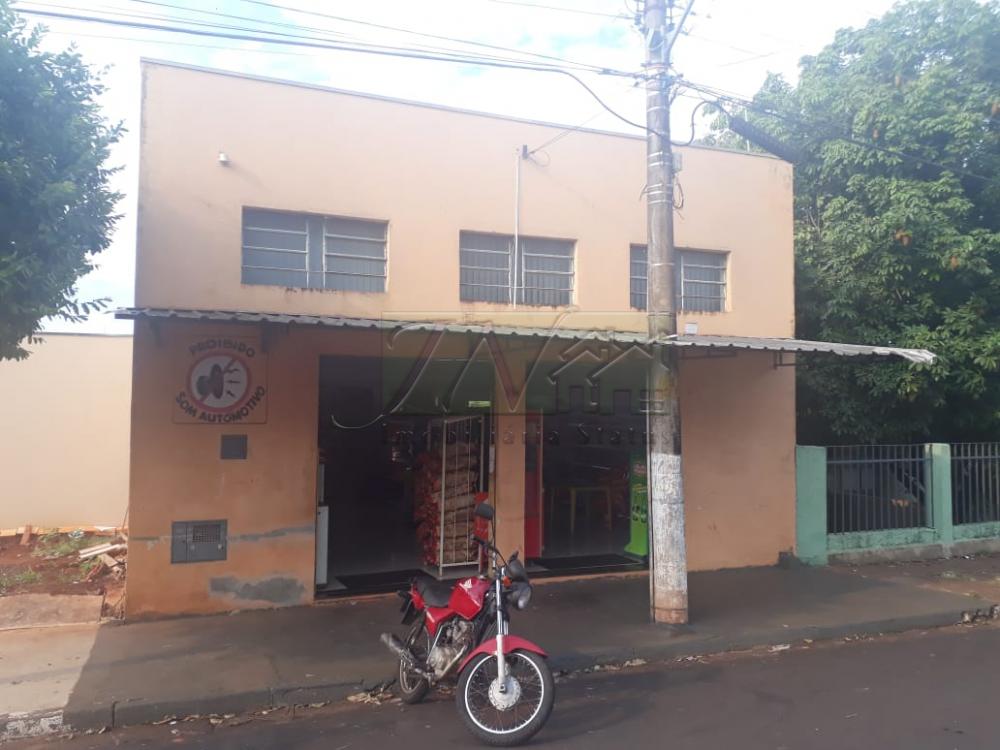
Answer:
[643, 0, 693, 625]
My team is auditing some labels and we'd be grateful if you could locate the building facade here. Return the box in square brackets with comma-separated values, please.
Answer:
[122, 61, 797, 618]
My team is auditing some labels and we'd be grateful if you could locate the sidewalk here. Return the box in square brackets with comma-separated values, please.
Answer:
[1, 563, 986, 739]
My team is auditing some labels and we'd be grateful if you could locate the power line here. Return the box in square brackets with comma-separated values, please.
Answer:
[20, 1, 349, 42]
[14, 5, 614, 72]
[23, 0, 611, 74]
[485, 0, 630, 19]
[45, 27, 322, 57]
[240, 0, 622, 74]
[127, 0, 356, 39]
[15, 6, 658, 136]
[527, 110, 609, 155]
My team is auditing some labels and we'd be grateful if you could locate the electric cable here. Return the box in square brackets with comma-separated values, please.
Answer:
[15, 6, 622, 75]
[527, 111, 607, 156]
[672, 98, 715, 146]
[240, 0, 622, 73]
[15, 5, 665, 139]
[23, 0, 615, 74]
[485, 0, 630, 20]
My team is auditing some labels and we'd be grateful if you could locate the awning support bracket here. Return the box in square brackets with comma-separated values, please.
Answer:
[773, 351, 797, 369]
[149, 318, 162, 346]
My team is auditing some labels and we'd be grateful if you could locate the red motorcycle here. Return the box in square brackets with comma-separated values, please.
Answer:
[381, 503, 554, 746]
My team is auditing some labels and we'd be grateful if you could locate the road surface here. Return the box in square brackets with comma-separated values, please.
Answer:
[15, 624, 999, 749]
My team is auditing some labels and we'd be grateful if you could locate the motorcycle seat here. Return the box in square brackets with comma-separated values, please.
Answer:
[415, 577, 453, 608]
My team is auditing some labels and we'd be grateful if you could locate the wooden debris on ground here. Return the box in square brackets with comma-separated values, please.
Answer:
[78, 542, 126, 560]
[79, 534, 128, 583]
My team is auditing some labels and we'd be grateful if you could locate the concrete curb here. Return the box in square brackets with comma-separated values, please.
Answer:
[1, 709, 65, 743]
[548, 609, 970, 672]
[59, 606, 970, 734]
[65, 684, 371, 732]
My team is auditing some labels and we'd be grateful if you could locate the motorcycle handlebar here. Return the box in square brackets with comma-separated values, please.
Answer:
[473, 535, 497, 553]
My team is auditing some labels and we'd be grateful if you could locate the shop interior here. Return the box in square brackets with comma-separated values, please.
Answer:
[316, 337, 649, 596]
[528, 385, 647, 573]
[316, 351, 494, 595]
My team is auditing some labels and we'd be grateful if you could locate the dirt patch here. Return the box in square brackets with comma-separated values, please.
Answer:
[0, 533, 124, 617]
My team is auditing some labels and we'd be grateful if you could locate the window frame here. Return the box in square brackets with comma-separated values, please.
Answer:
[459, 231, 514, 304]
[321, 215, 388, 293]
[241, 207, 388, 293]
[629, 244, 728, 313]
[459, 231, 575, 307]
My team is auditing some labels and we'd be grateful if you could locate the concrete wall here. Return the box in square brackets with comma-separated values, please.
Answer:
[0, 334, 132, 529]
[136, 61, 794, 338]
[680, 352, 796, 570]
[125, 319, 795, 618]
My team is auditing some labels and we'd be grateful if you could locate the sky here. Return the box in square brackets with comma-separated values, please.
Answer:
[12, 0, 898, 334]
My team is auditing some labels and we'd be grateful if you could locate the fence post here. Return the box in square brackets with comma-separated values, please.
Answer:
[927, 443, 953, 546]
[796, 445, 828, 565]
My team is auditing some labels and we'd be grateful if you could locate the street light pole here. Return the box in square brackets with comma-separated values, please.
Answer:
[643, 0, 692, 625]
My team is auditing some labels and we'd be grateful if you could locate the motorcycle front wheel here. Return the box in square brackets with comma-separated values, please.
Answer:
[456, 649, 554, 747]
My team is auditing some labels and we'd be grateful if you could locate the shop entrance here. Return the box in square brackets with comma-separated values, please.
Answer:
[315, 353, 493, 595]
[523, 341, 649, 576]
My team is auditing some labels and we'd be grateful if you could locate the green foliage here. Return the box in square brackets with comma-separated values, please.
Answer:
[713, 0, 1000, 443]
[0, 567, 40, 592]
[32, 531, 92, 558]
[0, 1, 121, 360]
[78, 556, 100, 576]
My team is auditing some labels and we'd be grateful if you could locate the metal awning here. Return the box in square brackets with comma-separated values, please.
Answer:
[667, 334, 934, 364]
[115, 307, 935, 364]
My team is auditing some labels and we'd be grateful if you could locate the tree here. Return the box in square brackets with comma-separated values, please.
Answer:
[0, 1, 121, 360]
[710, 0, 1000, 443]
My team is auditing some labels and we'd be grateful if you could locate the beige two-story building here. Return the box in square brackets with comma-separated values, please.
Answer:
[121, 60, 809, 619]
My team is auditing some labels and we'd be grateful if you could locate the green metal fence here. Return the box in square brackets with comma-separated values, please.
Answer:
[796, 443, 967, 563]
[826, 444, 931, 534]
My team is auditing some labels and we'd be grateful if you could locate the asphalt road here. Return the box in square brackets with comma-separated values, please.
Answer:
[16, 624, 1000, 750]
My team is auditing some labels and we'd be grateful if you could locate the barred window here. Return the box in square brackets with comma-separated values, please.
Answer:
[629, 245, 727, 313]
[242, 209, 310, 288]
[242, 208, 387, 292]
[323, 216, 387, 292]
[459, 231, 512, 303]
[629, 244, 648, 310]
[460, 232, 574, 306]
[519, 237, 574, 307]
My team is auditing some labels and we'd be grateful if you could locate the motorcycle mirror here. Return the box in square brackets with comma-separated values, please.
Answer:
[474, 503, 495, 521]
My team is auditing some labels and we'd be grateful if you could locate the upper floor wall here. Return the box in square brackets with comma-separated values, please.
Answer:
[136, 61, 794, 337]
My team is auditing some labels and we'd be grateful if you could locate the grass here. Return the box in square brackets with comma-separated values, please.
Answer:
[0, 568, 41, 594]
[79, 557, 100, 576]
[32, 532, 92, 559]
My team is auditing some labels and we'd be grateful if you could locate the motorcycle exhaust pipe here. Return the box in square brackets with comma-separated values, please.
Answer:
[380, 633, 434, 681]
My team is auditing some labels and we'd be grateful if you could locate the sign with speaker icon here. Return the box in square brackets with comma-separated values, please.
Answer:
[174, 336, 268, 424]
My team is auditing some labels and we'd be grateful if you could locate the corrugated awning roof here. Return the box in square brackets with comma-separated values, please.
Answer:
[114, 307, 935, 364]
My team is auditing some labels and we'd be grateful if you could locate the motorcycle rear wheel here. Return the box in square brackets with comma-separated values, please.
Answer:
[456, 649, 554, 747]
[397, 622, 430, 704]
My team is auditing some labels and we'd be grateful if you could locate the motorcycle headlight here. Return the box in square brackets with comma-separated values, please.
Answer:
[514, 584, 532, 610]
